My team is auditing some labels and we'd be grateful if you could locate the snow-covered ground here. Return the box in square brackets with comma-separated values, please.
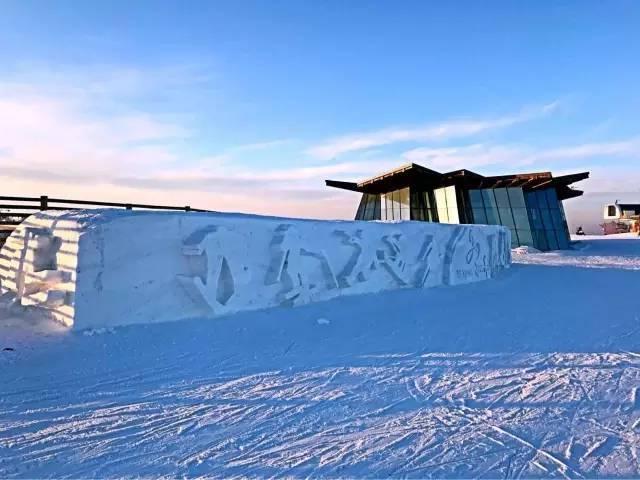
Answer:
[1, 235, 640, 478]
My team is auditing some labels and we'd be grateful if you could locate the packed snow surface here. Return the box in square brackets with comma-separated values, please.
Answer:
[1, 235, 640, 478]
[0, 210, 510, 329]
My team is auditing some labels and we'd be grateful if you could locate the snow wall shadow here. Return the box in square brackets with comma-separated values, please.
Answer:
[0, 209, 511, 330]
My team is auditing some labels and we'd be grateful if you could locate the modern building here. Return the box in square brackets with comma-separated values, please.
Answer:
[326, 163, 589, 251]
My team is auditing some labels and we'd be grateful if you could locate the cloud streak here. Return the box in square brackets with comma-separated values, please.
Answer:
[306, 102, 560, 159]
[402, 137, 640, 171]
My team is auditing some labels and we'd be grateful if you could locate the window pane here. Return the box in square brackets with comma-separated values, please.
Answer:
[380, 194, 387, 220]
[525, 191, 538, 208]
[507, 187, 526, 208]
[398, 188, 410, 220]
[445, 186, 457, 205]
[355, 196, 366, 220]
[472, 207, 487, 224]
[386, 191, 391, 219]
[485, 206, 500, 225]
[534, 229, 548, 251]
[392, 190, 401, 219]
[434, 187, 448, 209]
[546, 189, 559, 208]
[361, 194, 370, 220]
[494, 188, 511, 208]
[445, 186, 460, 224]
[529, 207, 543, 229]
[516, 229, 534, 246]
[556, 230, 569, 250]
[399, 188, 410, 208]
[498, 208, 515, 228]
[424, 191, 434, 210]
[469, 190, 484, 208]
[410, 191, 423, 221]
[509, 228, 519, 248]
[512, 208, 530, 229]
[482, 189, 497, 209]
[536, 190, 549, 209]
[541, 209, 554, 229]
[545, 229, 559, 250]
[550, 208, 564, 231]
[364, 194, 376, 220]
[434, 188, 449, 223]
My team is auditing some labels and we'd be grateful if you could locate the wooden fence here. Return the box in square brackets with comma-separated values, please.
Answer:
[0, 195, 210, 246]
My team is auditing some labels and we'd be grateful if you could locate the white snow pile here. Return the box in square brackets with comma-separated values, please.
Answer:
[512, 245, 542, 255]
[513, 233, 640, 270]
[0, 209, 510, 329]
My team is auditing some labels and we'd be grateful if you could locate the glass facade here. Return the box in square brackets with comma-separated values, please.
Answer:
[470, 187, 532, 248]
[524, 188, 570, 250]
[356, 184, 570, 251]
[433, 186, 460, 224]
[469, 187, 569, 250]
[381, 188, 410, 220]
[355, 193, 381, 220]
[409, 190, 438, 221]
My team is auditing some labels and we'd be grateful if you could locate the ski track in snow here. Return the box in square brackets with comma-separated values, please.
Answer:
[1, 235, 640, 478]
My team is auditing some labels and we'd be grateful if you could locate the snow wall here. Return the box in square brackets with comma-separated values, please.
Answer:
[0, 210, 511, 329]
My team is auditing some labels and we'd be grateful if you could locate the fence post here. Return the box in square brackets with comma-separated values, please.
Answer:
[40, 195, 48, 211]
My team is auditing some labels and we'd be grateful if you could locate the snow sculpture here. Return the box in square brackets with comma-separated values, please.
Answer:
[0, 210, 511, 329]
[0, 222, 79, 326]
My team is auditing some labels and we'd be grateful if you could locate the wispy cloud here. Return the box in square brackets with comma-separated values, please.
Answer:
[306, 102, 560, 159]
[402, 137, 640, 171]
[0, 89, 186, 175]
[534, 138, 640, 161]
[403, 144, 526, 170]
[229, 139, 295, 152]
[0, 67, 356, 218]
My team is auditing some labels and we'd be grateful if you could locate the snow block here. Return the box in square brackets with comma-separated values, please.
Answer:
[0, 210, 511, 329]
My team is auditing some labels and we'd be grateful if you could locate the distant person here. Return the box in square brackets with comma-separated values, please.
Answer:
[576, 226, 585, 236]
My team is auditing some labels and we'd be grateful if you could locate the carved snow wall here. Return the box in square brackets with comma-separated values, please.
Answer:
[0, 210, 511, 329]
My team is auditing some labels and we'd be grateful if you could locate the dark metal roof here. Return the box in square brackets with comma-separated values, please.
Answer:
[325, 163, 589, 200]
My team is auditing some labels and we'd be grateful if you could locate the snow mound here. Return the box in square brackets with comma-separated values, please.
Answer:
[0, 210, 511, 329]
[512, 245, 542, 255]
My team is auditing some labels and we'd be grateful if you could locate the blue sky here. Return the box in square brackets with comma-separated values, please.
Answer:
[0, 1, 639, 227]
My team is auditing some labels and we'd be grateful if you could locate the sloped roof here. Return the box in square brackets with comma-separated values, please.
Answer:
[325, 163, 589, 200]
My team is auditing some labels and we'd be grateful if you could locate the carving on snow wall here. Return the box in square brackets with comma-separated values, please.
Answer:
[177, 222, 510, 316]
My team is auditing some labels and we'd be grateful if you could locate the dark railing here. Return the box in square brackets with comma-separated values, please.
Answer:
[0, 195, 210, 245]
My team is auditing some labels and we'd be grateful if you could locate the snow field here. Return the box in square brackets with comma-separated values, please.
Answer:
[1, 236, 640, 477]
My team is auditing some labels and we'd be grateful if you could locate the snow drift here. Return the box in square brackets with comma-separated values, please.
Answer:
[0, 210, 511, 329]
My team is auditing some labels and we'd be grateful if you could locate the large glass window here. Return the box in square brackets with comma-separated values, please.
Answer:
[398, 187, 410, 220]
[434, 186, 460, 224]
[523, 188, 570, 251]
[410, 190, 437, 221]
[381, 192, 391, 220]
[392, 190, 401, 219]
[469, 187, 536, 249]
[355, 193, 381, 220]
[381, 188, 410, 221]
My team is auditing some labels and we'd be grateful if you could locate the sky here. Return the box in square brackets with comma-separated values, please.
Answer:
[1, 1, 639, 231]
